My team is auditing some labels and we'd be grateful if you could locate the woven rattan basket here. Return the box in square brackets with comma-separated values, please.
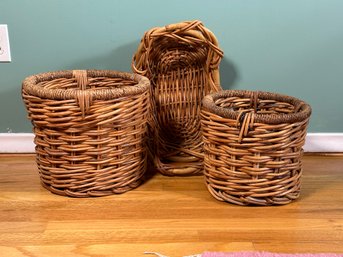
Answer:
[22, 70, 151, 197]
[132, 20, 223, 176]
[201, 90, 312, 205]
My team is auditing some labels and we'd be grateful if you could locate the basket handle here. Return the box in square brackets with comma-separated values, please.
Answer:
[73, 70, 92, 118]
[250, 91, 259, 113]
[236, 110, 255, 143]
[235, 91, 259, 142]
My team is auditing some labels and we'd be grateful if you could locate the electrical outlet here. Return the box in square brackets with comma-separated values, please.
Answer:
[0, 25, 12, 62]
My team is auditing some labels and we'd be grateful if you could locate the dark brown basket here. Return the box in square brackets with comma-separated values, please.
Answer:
[201, 90, 312, 205]
[22, 70, 151, 197]
[132, 20, 223, 176]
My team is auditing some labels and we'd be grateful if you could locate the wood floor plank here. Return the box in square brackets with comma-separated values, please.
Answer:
[0, 154, 342, 256]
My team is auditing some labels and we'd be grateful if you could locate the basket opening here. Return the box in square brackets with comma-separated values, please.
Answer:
[202, 90, 312, 125]
[37, 77, 137, 91]
[214, 96, 297, 115]
[23, 70, 150, 101]
[150, 38, 208, 73]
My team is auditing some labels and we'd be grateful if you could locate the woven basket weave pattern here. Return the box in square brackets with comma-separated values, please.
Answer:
[22, 70, 150, 197]
[201, 90, 311, 205]
[132, 20, 223, 176]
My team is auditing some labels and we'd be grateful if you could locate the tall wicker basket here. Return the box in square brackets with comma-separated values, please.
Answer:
[132, 20, 223, 176]
[22, 70, 151, 197]
[201, 90, 312, 205]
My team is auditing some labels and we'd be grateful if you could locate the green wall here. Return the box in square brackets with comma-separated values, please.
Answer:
[1, 0, 342, 132]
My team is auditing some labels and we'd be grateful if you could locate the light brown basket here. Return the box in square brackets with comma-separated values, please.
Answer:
[22, 70, 151, 197]
[132, 20, 223, 176]
[201, 90, 312, 205]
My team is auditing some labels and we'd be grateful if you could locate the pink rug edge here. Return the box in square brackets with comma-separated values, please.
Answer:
[201, 251, 343, 257]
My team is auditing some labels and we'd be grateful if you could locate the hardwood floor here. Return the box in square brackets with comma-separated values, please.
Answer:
[0, 154, 342, 256]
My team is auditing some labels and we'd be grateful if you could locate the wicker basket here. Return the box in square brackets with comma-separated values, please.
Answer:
[201, 90, 312, 205]
[22, 70, 151, 197]
[132, 20, 223, 176]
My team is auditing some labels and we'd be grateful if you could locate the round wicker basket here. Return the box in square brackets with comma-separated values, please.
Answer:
[22, 70, 151, 197]
[132, 20, 223, 176]
[201, 90, 312, 205]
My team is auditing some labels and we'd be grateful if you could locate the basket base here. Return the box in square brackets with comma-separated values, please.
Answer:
[206, 183, 300, 206]
[154, 156, 204, 176]
[40, 180, 143, 198]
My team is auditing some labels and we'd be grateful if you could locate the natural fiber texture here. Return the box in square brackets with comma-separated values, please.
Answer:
[132, 20, 223, 176]
[201, 90, 311, 205]
[22, 70, 151, 197]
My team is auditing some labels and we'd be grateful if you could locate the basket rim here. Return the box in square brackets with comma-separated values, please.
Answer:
[202, 89, 312, 124]
[22, 69, 150, 100]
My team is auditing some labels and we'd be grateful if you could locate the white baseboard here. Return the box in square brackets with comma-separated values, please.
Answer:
[0, 133, 342, 153]
[303, 133, 343, 153]
[0, 133, 35, 153]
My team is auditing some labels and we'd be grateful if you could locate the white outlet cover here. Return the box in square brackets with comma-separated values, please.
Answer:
[0, 24, 12, 62]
